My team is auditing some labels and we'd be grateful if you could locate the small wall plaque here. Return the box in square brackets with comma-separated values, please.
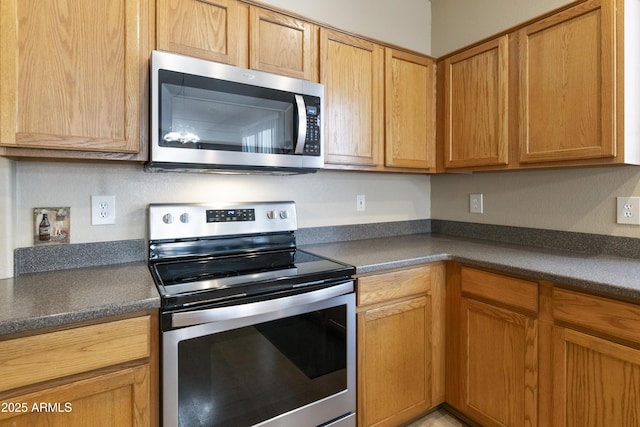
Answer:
[34, 207, 70, 245]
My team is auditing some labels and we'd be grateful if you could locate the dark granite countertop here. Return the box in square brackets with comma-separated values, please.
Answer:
[5, 229, 640, 337]
[0, 262, 159, 336]
[302, 233, 640, 303]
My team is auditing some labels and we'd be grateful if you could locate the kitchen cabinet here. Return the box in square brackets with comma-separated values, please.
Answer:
[516, 0, 615, 164]
[0, 312, 158, 426]
[552, 288, 640, 426]
[440, 36, 510, 169]
[156, 0, 248, 67]
[447, 264, 539, 427]
[0, 0, 151, 160]
[385, 49, 437, 171]
[249, 7, 318, 81]
[320, 28, 384, 168]
[356, 263, 445, 427]
[438, 0, 640, 171]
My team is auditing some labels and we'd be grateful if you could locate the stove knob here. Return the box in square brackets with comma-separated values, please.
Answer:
[266, 210, 276, 220]
[180, 213, 190, 223]
[279, 210, 288, 219]
[162, 213, 173, 224]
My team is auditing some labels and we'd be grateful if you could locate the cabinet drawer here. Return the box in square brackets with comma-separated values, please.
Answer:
[553, 288, 640, 344]
[0, 316, 150, 392]
[461, 266, 538, 313]
[357, 264, 439, 306]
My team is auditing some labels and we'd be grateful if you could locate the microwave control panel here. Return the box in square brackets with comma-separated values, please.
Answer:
[304, 100, 321, 156]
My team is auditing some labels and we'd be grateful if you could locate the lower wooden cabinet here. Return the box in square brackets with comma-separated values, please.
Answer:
[552, 288, 640, 427]
[356, 263, 445, 427]
[0, 312, 158, 427]
[447, 264, 539, 427]
[447, 264, 640, 427]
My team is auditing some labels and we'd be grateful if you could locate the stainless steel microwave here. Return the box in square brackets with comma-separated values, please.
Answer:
[147, 50, 324, 174]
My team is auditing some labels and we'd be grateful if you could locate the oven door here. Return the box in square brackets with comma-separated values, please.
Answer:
[162, 284, 356, 427]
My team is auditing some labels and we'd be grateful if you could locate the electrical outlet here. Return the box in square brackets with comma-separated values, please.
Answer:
[617, 197, 640, 225]
[356, 195, 366, 211]
[470, 193, 483, 214]
[91, 195, 116, 225]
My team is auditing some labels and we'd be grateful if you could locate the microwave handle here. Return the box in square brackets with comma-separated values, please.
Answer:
[294, 94, 307, 154]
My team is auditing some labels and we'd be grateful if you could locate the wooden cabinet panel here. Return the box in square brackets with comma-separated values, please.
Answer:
[553, 327, 640, 426]
[517, 0, 615, 163]
[448, 264, 539, 427]
[460, 299, 538, 427]
[357, 264, 433, 306]
[358, 296, 432, 427]
[0, 313, 157, 427]
[0, 316, 150, 393]
[357, 263, 445, 427]
[0, 0, 150, 158]
[553, 287, 640, 344]
[442, 36, 509, 168]
[461, 266, 538, 314]
[320, 28, 384, 167]
[249, 7, 317, 81]
[0, 365, 151, 427]
[385, 49, 436, 170]
[156, 0, 247, 67]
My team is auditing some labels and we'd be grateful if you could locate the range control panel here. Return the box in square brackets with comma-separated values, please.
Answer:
[206, 209, 256, 223]
[149, 201, 297, 241]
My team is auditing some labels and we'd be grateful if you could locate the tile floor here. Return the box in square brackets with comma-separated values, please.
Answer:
[405, 408, 469, 427]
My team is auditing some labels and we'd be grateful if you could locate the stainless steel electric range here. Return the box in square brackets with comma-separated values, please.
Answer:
[148, 201, 356, 427]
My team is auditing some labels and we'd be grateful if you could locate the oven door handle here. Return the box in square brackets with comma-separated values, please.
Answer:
[171, 281, 354, 328]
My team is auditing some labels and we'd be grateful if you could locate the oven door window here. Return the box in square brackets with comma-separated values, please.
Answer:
[159, 70, 295, 154]
[176, 305, 348, 426]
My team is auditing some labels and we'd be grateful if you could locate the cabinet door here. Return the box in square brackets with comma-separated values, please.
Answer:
[358, 295, 432, 427]
[517, 0, 615, 163]
[0, 0, 150, 158]
[0, 365, 150, 427]
[320, 28, 384, 167]
[448, 266, 539, 427]
[459, 298, 538, 427]
[249, 7, 317, 81]
[552, 327, 640, 427]
[385, 49, 436, 170]
[442, 36, 509, 168]
[156, 0, 247, 67]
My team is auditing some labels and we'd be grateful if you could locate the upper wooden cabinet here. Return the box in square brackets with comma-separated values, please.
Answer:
[156, 0, 248, 67]
[517, 0, 614, 164]
[385, 49, 436, 170]
[249, 7, 318, 81]
[438, 0, 640, 172]
[0, 0, 151, 160]
[320, 28, 384, 168]
[441, 36, 509, 169]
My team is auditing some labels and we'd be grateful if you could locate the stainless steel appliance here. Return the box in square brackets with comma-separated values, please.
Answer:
[148, 51, 324, 174]
[148, 201, 356, 427]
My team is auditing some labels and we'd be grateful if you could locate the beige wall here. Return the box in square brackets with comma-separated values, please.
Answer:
[256, 0, 431, 55]
[0, 159, 15, 278]
[430, 0, 571, 56]
[430, 0, 640, 238]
